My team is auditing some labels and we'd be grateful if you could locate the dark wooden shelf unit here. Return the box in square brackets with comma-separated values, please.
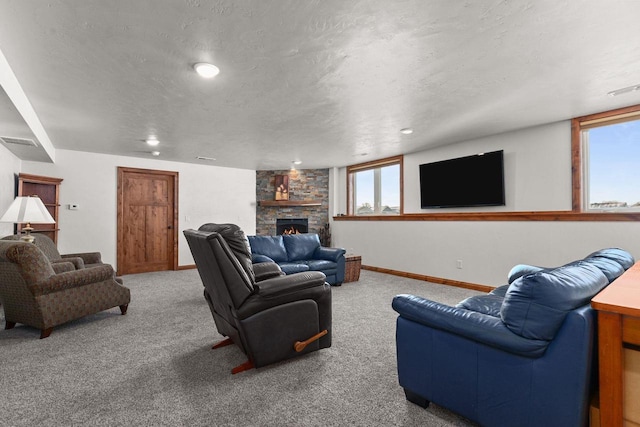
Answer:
[17, 173, 63, 244]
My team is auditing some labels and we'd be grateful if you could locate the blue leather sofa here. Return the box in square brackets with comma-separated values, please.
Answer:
[393, 248, 635, 427]
[247, 233, 346, 286]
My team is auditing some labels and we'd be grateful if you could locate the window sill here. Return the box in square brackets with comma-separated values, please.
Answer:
[334, 211, 640, 221]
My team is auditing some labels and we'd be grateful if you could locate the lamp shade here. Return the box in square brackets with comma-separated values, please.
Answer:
[0, 196, 55, 224]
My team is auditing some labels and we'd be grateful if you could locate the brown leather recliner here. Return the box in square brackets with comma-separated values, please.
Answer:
[184, 224, 332, 374]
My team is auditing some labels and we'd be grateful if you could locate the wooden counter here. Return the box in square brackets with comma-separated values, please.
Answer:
[591, 261, 640, 426]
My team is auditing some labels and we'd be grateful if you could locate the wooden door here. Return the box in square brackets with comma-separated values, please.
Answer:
[117, 167, 178, 275]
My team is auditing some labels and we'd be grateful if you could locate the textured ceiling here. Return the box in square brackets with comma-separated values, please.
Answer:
[1, 0, 640, 170]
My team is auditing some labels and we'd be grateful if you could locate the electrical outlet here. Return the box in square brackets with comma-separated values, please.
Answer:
[456, 259, 463, 269]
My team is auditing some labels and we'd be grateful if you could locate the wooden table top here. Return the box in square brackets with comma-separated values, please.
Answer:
[592, 261, 640, 317]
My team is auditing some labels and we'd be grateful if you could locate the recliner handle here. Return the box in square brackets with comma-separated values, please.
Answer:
[294, 329, 328, 352]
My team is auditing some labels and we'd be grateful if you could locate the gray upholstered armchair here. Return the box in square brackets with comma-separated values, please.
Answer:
[0, 240, 130, 338]
[184, 224, 332, 374]
[2, 234, 105, 269]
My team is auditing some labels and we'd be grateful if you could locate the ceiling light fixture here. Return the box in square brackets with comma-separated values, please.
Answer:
[196, 156, 216, 161]
[400, 128, 413, 135]
[146, 137, 159, 146]
[607, 84, 640, 97]
[193, 62, 220, 78]
[151, 151, 160, 157]
[293, 160, 302, 165]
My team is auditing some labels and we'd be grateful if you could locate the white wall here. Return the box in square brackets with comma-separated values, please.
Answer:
[0, 144, 21, 236]
[333, 120, 640, 287]
[404, 121, 572, 213]
[21, 149, 256, 269]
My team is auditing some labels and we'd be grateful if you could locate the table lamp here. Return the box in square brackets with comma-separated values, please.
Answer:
[0, 196, 56, 243]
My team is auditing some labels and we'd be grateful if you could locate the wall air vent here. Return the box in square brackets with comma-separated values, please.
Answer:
[0, 136, 38, 147]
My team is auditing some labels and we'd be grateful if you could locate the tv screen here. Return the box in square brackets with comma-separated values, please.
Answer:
[419, 150, 505, 208]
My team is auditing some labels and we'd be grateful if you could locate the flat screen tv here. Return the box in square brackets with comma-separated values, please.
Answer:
[419, 150, 505, 208]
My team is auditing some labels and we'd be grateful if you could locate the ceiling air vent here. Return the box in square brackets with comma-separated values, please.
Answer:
[0, 136, 38, 147]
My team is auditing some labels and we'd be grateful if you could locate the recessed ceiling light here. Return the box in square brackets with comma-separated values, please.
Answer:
[607, 84, 640, 97]
[193, 62, 220, 78]
[146, 137, 159, 146]
[400, 128, 413, 135]
[151, 151, 160, 157]
[293, 160, 302, 165]
[196, 156, 216, 161]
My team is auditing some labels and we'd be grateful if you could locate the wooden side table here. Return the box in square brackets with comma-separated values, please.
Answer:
[344, 254, 361, 283]
[591, 261, 640, 426]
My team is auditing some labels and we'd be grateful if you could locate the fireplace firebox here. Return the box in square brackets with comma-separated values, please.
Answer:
[276, 218, 308, 235]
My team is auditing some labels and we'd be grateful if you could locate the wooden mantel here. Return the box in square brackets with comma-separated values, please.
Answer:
[259, 200, 322, 207]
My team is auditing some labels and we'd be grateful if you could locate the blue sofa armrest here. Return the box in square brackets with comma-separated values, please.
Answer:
[252, 254, 274, 263]
[392, 294, 549, 357]
[313, 246, 346, 262]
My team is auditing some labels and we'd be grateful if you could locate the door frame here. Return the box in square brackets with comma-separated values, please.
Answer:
[116, 166, 179, 275]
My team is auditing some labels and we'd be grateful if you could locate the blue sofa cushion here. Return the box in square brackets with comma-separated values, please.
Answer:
[586, 247, 635, 270]
[305, 259, 336, 273]
[501, 263, 608, 341]
[283, 234, 320, 261]
[456, 294, 503, 318]
[278, 262, 310, 274]
[489, 284, 510, 297]
[393, 294, 550, 357]
[574, 257, 624, 284]
[507, 264, 546, 284]
[247, 235, 288, 262]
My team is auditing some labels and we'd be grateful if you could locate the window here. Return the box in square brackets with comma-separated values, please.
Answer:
[347, 155, 403, 215]
[573, 105, 640, 212]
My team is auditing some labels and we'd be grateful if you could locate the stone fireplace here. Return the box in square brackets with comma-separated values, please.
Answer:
[256, 169, 329, 236]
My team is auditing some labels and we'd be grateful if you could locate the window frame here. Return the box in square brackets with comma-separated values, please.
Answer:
[571, 104, 640, 212]
[347, 155, 404, 216]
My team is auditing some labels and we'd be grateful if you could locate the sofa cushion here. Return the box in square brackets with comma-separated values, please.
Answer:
[500, 263, 608, 341]
[283, 234, 321, 261]
[278, 262, 310, 274]
[456, 294, 503, 318]
[305, 259, 336, 273]
[574, 257, 625, 284]
[247, 235, 288, 263]
[489, 284, 510, 297]
[586, 248, 635, 270]
[507, 264, 546, 284]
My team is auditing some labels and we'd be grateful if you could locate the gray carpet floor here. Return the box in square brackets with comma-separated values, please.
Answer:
[0, 269, 482, 426]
